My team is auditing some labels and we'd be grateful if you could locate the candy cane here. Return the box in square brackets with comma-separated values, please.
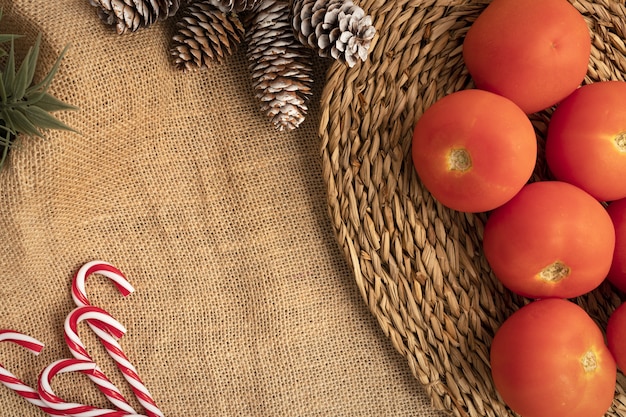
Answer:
[71, 262, 163, 417]
[63, 307, 137, 414]
[38, 358, 146, 417]
[0, 330, 64, 416]
[72, 261, 135, 309]
[66, 306, 163, 417]
[0, 330, 45, 354]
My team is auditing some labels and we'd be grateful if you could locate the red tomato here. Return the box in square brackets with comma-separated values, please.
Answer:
[491, 298, 616, 417]
[607, 302, 626, 372]
[483, 181, 615, 299]
[463, 0, 591, 114]
[411, 89, 536, 213]
[546, 81, 626, 202]
[606, 198, 626, 292]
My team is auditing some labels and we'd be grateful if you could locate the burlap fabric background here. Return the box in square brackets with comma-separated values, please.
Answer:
[0, 1, 448, 416]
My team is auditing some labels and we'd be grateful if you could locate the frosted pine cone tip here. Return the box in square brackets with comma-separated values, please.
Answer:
[89, 0, 182, 34]
[292, 0, 376, 67]
[334, 12, 375, 67]
[217, 0, 265, 12]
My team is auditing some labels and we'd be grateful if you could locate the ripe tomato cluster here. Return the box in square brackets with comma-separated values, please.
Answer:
[411, 0, 626, 416]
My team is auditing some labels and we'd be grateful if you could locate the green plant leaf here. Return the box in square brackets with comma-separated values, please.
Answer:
[0, 34, 15, 43]
[13, 46, 33, 101]
[26, 91, 78, 112]
[2, 39, 16, 97]
[0, 72, 6, 103]
[0, 132, 10, 168]
[8, 107, 43, 137]
[0, 8, 77, 171]
[9, 34, 42, 102]
[0, 9, 16, 59]
[29, 43, 70, 93]
[23, 34, 41, 92]
[0, 33, 19, 59]
[0, 125, 11, 142]
[21, 104, 76, 133]
[1, 110, 16, 134]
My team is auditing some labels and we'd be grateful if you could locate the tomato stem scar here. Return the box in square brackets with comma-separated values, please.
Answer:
[614, 132, 626, 152]
[448, 148, 472, 171]
[538, 261, 570, 283]
[581, 350, 597, 372]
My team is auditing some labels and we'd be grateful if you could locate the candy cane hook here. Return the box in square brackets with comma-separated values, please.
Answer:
[0, 330, 64, 416]
[66, 307, 164, 417]
[71, 261, 135, 347]
[38, 358, 146, 417]
[72, 261, 135, 308]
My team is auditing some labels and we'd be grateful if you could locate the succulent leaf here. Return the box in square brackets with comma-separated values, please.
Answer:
[0, 13, 77, 169]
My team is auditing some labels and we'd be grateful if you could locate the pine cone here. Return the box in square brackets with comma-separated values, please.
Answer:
[243, 0, 314, 131]
[291, 0, 376, 67]
[170, 0, 245, 70]
[214, 0, 264, 12]
[89, 0, 182, 34]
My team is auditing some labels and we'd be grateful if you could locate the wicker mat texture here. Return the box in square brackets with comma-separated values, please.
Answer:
[0, 1, 448, 416]
[319, 0, 626, 416]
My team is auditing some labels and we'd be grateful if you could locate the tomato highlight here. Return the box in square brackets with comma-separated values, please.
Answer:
[411, 89, 536, 213]
[490, 299, 616, 417]
[546, 81, 626, 202]
[483, 181, 615, 299]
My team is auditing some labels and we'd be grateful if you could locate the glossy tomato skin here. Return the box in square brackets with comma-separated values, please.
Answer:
[483, 181, 615, 299]
[607, 302, 626, 372]
[546, 81, 626, 202]
[463, 0, 590, 114]
[491, 298, 616, 417]
[411, 89, 536, 213]
[606, 198, 626, 292]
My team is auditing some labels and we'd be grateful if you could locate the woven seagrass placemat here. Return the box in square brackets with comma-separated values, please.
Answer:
[319, 0, 626, 416]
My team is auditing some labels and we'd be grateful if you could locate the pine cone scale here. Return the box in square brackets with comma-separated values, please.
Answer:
[291, 0, 376, 67]
[170, 0, 245, 71]
[89, 0, 181, 33]
[214, 0, 264, 12]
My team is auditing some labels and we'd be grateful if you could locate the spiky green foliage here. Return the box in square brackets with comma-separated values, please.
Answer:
[0, 11, 77, 169]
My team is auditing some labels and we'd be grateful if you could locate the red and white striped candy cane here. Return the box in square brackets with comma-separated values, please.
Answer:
[65, 306, 163, 417]
[71, 262, 163, 417]
[64, 307, 138, 414]
[72, 261, 135, 309]
[0, 330, 65, 416]
[38, 358, 146, 417]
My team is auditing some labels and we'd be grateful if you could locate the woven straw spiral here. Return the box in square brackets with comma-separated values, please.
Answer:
[319, 0, 626, 416]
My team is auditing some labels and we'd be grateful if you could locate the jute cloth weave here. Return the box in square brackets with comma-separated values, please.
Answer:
[0, 1, 445, 415]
